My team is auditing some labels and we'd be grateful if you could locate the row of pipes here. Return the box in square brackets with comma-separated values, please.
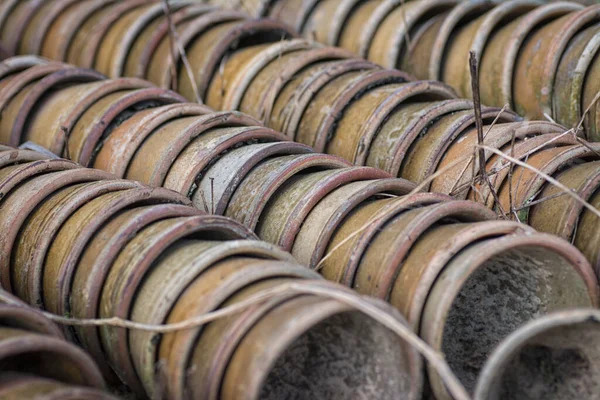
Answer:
[0, 0, 599, 399]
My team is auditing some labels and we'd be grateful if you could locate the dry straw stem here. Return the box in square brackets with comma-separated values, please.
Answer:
[0, 284, 470, 400]
[469, 50, 507, 218]
[241, 0, 261, 16]
[479, 144, 600, 221]
[197, 189, 210, 213]
[210, 177, 215, 214]
[579, 90, 600, 140]
[162, 0, 203, 103]
[399, 0, 413, 69]
[215, 0, 260, 16]
[541, 112, 600, 156]
[572, 91, 600, 158]
[494, 89, 600, 218]
[507, 126, 520, 221]
[448, 103, 510, 197]
[576, 136, 600, 157]
[491, 128, 575, 178]
[18, 141, 60, 159]
[450, 117, 580, 206]
[162, 0, 178, 89]
[218, 53, 227, 101]
[511, 191, 566, 212]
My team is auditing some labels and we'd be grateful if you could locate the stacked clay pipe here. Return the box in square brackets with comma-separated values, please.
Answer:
[0, 144, 425, 399]
[6, 0, 600, 270]
[1, 1, 594, 394]
[1, 59, 600, 398]
[211, 0, 600, 140]
[0, 290, 117, 399]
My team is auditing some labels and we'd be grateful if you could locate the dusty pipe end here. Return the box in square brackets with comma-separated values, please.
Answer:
[223, 293, 422, 400]
[475, 308, 600, 400]
[422, 234, 599, 399]
[262, 311, 417, 399]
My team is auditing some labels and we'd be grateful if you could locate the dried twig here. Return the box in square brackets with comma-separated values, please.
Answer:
[445, 124, 569, 201]
[507, 126, 519, 221]
[18, 142, 59, 159]
[240, 0, 261, 16]
[543, 112, 557, 124]
[479, 145, 600, 221]
[577, 90, 600, 140]
[398, 0, 413, 70]
[162, 0, 203, 103]
[576, 136, 600, 157]
[197, 189, 210, 213]
[572, 90, 600, 155]
[162, 0, 178, 90]
[210, 177, 215, 215]
[512, 150, 529, 209]
[571, 211, 580, 245]
[510, 191, 566, 213]
[489, 128, 574, 180]
[60, 126, 71, 160]
[448, 104, 510, 197]
[470, 124, 479, 200]
[469, 51, 506, 218]
[218, 54, 227, 103]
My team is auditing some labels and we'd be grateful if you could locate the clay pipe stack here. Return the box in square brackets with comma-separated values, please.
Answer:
[306, 183, 599, 400]
[57, 0, 600, 274]
[0, 0, 296, 94]
[221, 0, 600, 140]
[0, 289, 117, 399]
[195, 27, 600, 268]
[1, 0, 600, 396]
[1, 63, 600, 398]
[5, 0, 600, 268]
[0, 144, 424, 399]
[2, 1, 600, 212]
[0, 1, 582, 206]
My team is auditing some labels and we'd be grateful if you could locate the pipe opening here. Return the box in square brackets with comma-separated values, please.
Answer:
[260, 311, 416, 400]
[495, 321, 600, 400]
[442, 246, 592, 392]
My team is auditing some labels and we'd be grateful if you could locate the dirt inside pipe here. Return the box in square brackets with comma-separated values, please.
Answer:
[496, 321, 600, 400]
[441, 247, 593, 393]
[260, 311, 415, 400]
